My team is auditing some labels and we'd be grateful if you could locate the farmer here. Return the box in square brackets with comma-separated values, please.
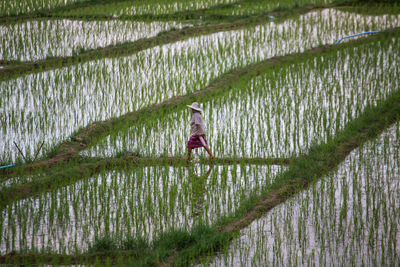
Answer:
[186, 102, 214, 161]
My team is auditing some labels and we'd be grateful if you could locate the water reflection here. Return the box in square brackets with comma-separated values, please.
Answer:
[189, 164, 214, 218]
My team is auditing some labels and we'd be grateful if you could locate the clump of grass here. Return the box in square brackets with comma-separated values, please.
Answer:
[88, 234, 149, 254]
[114, 149, 142, 158]
[88, 235, 119, 253]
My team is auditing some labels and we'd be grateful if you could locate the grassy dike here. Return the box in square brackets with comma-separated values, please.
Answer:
[1, 31, 399, 266]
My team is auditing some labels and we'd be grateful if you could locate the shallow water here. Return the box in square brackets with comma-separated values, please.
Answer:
[0, 175, 36, 190]
[199, 123, 400, 266]
[0, 164, 284, 254]
[207, 0, 331, 16]
[0, 0, 84, 16]
[0, 20, 188, 61]
[2, 9, 400, 163]
[61, 0, 239, 17]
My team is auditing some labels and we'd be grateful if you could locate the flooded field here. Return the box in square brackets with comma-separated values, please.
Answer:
[2, 9, 399, 163]
[83, 36, 400, 159]
[0, 164, 284, 253]
[0, 20, 188, 61]
[200, 123, 400, 266]
[1, 1, 399, 265]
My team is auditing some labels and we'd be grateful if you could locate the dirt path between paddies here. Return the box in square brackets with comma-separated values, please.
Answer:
[1, 27, 398, 179]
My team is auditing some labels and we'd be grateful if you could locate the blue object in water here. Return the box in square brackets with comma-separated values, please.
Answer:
[269, 15, 275, 20]
[335, 31, 381, 45]
[0, 164, 16, 170]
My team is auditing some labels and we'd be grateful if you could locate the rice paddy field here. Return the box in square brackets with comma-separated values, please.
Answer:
[200, 122, 400, 266]
[54, 0, 336, 17]
[0, 164, 285, 253]
[2, 9, 400, 164]
[82, 35, 400, 159]
[0, 20, 188, 61]
[0, 0, 85, 16]
[0, 0, 400, 265]
[57, 0, 240, 17]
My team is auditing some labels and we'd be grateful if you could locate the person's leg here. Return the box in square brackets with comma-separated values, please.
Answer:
[204, 146, 214, 159]
[187, 148, 192, 161]
[199, 136, 213, 159]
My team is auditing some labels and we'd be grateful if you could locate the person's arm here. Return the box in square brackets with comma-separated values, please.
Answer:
[197, 124, 201, 136]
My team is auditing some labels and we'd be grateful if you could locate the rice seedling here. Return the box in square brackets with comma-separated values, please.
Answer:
[0, 0, 85, 16]
[83, 35, 400, 160]
[0, 20, 189, 61]
[2, 9, 398, 164]
[205, 0, 332, 16]
[57, 0, 239, 17]
[200, 121, 400, 266]
[0, 175, 37, 191]
[0, 163, 285, 254]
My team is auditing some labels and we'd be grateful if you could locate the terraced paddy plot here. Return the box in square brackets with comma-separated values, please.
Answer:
[201, 122, 400, 266]
[2, 9, 400, 164]
[83, 36, 400, 158]
[0, 0, 84, 16]
[206, 0, 332, 16]
[0, 20, 188, 61]
[0, 164, 284, 254]
[59, 0, 238, 17]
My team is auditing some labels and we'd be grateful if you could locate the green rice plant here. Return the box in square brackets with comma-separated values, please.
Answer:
[2, 9, 399, 164]
[0, 20, 189, 62]
[0, 163, 284, 254]
[200, 122, 400, 266]
[205, 0, 332, 16]
[83, 34, 400, 159]
[0, 175, 39, 190]
[0, 0, 85, 16]
[58, 0, 239, 17]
